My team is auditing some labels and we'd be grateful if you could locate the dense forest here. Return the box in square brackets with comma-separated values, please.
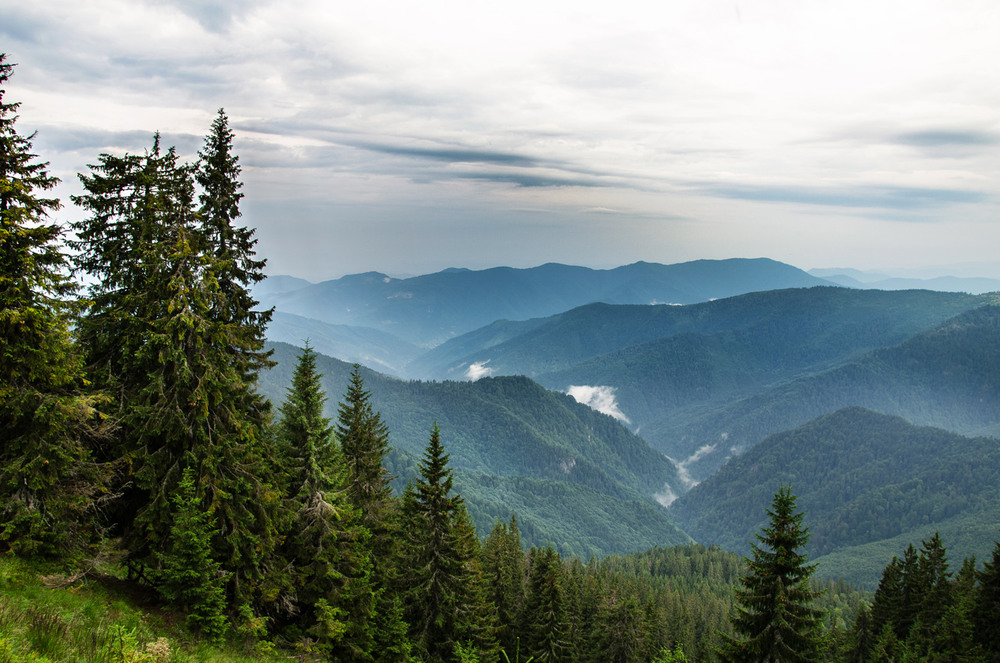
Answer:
[3, 53, 1000, 661]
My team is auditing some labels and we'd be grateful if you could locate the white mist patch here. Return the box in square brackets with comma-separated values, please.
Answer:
[654, 483, 678, 507]
[567, 385, 631, 424]
[465, 360, 493, 381]
[667, 443, 717, 492]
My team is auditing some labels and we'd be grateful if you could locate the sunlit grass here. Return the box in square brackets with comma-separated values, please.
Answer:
[0, 555, 284, 662]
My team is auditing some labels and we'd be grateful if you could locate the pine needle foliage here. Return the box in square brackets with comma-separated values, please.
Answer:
[0, 53, 108, 557]
[720, 486, 824, 663]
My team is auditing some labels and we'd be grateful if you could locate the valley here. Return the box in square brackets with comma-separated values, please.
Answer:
[256, 258, 1000, 586]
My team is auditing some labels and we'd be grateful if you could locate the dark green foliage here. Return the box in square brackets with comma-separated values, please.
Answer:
[336, 364, 396, 552]
[0, 53, 107, 557]
[482, 516, 527, 655]
[670, 407, 1000, 586]
[155, 465, 228, 641]
[522, 546, 569, 662]
[399, 424, 497, 663]
[720, 487, 824, 663]
[974, 536, 1000, 658]
[71, 123, 279, 609]
[273, 344, 375, 660]
[846, 531, 1000, 662]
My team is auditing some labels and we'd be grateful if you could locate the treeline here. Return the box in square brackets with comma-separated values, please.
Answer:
[840, 532, 1000, 662]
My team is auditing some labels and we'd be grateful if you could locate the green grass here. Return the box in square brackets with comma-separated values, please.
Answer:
[0, 555, 287, 663]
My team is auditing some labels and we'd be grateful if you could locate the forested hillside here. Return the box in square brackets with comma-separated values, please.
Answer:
[260, 342, 689, 557]
[669, 407, 1000, 586]
[656, 304, 1000, 478]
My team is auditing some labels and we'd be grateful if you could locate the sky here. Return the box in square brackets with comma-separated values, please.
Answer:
[3, 0, 1000, 281]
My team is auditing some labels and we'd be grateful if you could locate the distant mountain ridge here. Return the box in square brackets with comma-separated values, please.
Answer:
[255, 258, 833, 352]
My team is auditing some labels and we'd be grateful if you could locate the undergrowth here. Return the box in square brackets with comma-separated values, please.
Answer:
[0, 555, 284, 662]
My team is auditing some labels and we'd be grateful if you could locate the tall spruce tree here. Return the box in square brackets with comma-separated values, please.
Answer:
[522, 545, 570, 663]
[482, 516, 527, 656]
[274, 344, 374, 660]
[974, 535, 1000, 659]
[195, 109, 273, 381]
[400, 423, 497, 663]
[335, 364, 411, 663]
[0, 54, 107, 556]
[71, 128, 279, 611]
[719, 486, 824, 663]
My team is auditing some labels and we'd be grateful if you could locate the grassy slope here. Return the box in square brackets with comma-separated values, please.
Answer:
[0, 556, 284, 663]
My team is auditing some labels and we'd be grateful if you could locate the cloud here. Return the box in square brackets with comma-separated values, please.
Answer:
[700, 183, 985, 211]
[465, 361, 493, 381]
[893, 129, 1000, 148]
[566, 385, 630, 424]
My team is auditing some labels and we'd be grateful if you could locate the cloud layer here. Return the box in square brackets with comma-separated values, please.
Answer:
[4, 0, 999, 279]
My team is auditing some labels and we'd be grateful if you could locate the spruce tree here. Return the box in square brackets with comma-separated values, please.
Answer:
[71, 129, 279, 611]
[974, 535, 1000, 659]
[274, 344, 374, 660]
[482, 516, 527, 656]
[0, 53, 107, 556]
[195, 109, 273, 380]
[522, 545, 570, 663]
[400, 423, 497, 663]
[156, 464, 228, 641]
[335, 364, 410, 663]
[719, 486, 824, 663]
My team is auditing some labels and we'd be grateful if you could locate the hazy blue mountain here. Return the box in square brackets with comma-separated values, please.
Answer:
[259, 342, 689, 557]
[668, 407, 1000, 586]
[416, 287, 987, 384]
[265, 311, 421, 375]
[256, 258, 832, 347]
[252, 274, 313, 298]
[651, 303, 1000, 480]
[817, 271, 1000, 294]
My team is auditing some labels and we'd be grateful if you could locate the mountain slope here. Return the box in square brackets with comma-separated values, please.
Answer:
[259, 342, 689, 556]
[655, 303, 1000, 479]
[257, 258, 831, 348]
[668, 407, 1000, 586]
[265, 311, 421, 375]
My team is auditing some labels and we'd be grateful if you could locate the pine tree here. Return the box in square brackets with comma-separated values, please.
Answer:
[974, 535, 1000, 659]
[0, 53, 107, 556]
[719, 486, 825, 663]
[522, 546, 569, 663]
[400, 423, 497, 663]
[156, 464, 228, 641]
[274, 344, 374, 660]
[71, 129, 279, 610]
[334, 364, 409, 663]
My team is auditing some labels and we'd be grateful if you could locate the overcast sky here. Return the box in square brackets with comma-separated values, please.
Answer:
[4, 0, 999, 280]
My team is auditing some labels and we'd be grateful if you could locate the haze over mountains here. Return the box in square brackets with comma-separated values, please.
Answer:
[256, 257, 1000, 584]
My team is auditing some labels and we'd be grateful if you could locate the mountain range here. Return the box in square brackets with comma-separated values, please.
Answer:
[255, 258, 1000, 584]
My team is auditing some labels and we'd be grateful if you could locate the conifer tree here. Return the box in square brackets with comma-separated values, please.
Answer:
[482, 516, 527, 656]
[400, 423, 497, 663]
[274, 344, 375, 660]
[337, 365, 395, 529]
[156, 464, 228, 641]
[522, 545, 570, 663]
[719, 486, 824, 663]
[195, 109, 273, 380]
[72, 129, 279, 611]
[974, 535, 1000, 659]
[0, 53, 107, 556]
[335, 364, 410, 663]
